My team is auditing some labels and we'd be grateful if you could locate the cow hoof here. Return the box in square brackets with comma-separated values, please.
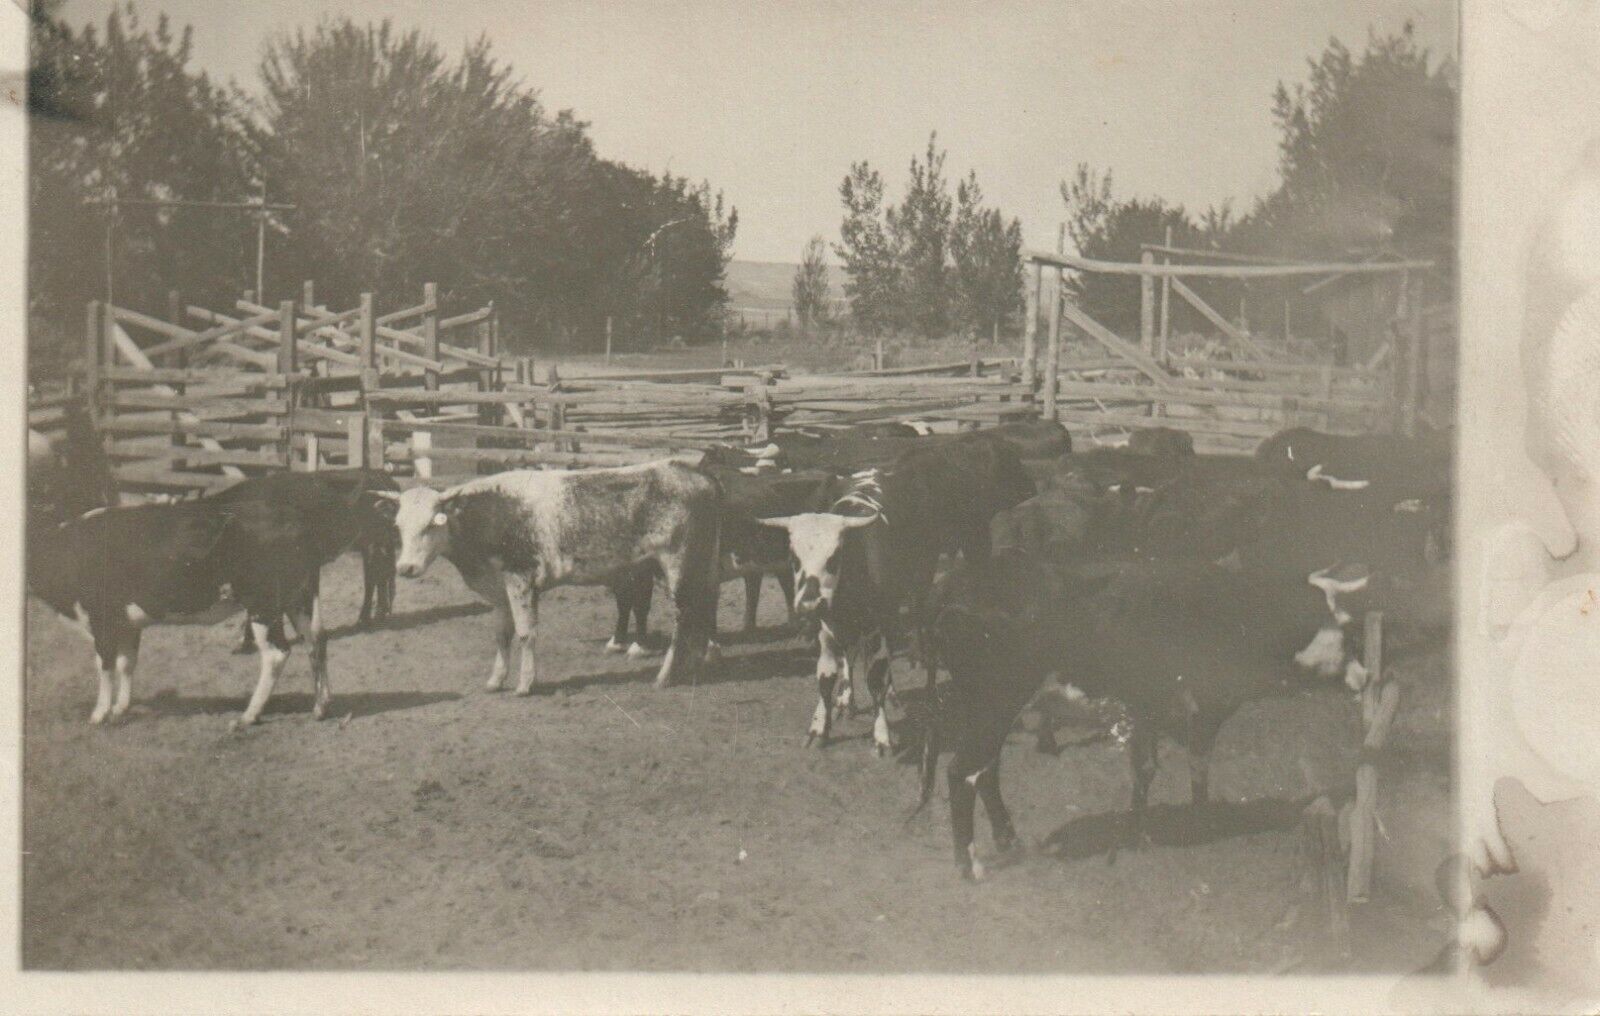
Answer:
[514, 685, 535, 698]
[88, 712, 108, 726]
[702, 642, 722, 666]
[229, 716, 255, 732]
[232, 643, 256, 656]
[312, 703, 328, 721]
[805, 731, 826, 748]
[604, 638, 627, 654]
[626, 642, 649, 659]
[485, 680, 506, 693]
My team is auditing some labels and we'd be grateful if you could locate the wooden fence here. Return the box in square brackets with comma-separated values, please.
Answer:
[1019, 249, 1439, 454]
[52, 281, 1039, 494]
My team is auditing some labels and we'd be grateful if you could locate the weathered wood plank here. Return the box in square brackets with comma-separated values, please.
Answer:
[104, 418, 286, 440]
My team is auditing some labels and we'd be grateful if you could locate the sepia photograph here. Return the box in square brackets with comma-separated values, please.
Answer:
[1, 0, 1595, 1011]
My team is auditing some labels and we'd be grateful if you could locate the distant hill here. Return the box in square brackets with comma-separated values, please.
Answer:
[724, 260, 800, 311]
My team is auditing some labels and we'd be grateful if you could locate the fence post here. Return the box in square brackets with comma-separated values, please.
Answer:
[605, 316, 613, 365]
[1159, 227, 1173, 360]
[359, 293, 376, 370]
[1140, 250, 1156, 357]
[1022, 259, 1041, 391]
[84, 300, 102, 426]
[1042, 268, 1064, 421]
[303, 279, 315, 312]
[1403, 276, 1426, 437]
[547, 362, 566, 448]
[476, 304, 495, 425]
[874, 335, 884, 371]
[423, 281, 440, 392]
[167, 289, 187, 461]
[279, 300, 298, 469]
[101, 300, 119, 439]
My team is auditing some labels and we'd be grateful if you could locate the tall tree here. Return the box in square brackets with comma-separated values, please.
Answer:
[888, 133, 953, 337]
[949, 171, 1023, 339]
[29, 1, 259, 363]
[1060, 164, 1211, 337]
[791, 235, 832, 330]
[835, 161, 901, 334]
[258, 18, 734, 349]
[1235, 24, 1456, 264]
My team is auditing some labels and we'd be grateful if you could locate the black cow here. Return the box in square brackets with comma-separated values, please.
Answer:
[28, 399, 118, 529]
[761, 439, 1036, 754]
[1126, 426, 1195, 458]
[921, 480, 1443, 879]
[700, 418, 1072, 478]
[227, 469, 401, 653]
[26, 478, 385, 727]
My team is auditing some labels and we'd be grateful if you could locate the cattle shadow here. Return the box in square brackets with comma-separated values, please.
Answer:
[139, 687, 462, 720]
[548, 644, 817, 694]
[1040, 796, 1313, 860]
[327, 601, 491, 640]
[714, 624, 806, 648]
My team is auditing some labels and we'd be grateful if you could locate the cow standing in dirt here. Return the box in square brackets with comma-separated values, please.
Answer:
[761, 440, 1035, 754]
[386, 461, 722, 692]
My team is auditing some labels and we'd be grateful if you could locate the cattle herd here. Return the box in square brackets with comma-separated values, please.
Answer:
[27, 405, 1453, 881]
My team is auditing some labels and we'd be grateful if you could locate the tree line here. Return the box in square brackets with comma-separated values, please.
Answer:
[820, 25, 1453, 350]
[28, 2, 737, 374]
[1058, 24, 1455, 342]
[819, 133, 1024, 341]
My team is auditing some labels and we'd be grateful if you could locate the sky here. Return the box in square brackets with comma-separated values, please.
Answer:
[59, 0, 1456, 263]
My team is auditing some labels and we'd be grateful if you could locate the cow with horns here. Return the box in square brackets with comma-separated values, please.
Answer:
[384, 461, 722, 693]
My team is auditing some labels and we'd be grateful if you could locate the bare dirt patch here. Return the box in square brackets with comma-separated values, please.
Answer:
[23, 554, 1451, 972]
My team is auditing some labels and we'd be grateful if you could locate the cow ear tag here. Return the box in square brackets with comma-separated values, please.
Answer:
[433, 511, 450, 528]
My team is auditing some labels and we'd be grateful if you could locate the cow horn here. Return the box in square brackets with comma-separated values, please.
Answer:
[756, 515, 797, 532]
[368, 490, 401, 502]
[841, 512, 879, 529]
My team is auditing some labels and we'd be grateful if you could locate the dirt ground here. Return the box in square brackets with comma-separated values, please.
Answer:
[23, 552, 1454, 973]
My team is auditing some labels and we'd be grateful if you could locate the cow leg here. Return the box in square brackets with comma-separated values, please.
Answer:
[741, 573, 763, 632]
[290, 592, 329, 720]
[655, 506, 720, 688]
[776, 568, 795, 624]
[486, 596, 514, 692]
[378, 544, 397, 623]
[833, 644, 855, 721]
[233, 616, 256, 654]
[1126, 714, 1159, 850]
[975, 757, 1020, 855]
[358, 546, 377, 627]
[234, 617, 290, 729]
[628, 570, 653, 658]
[865, 633, 895, 757]
[110, 627, 142, 721]
[606, 583, 632, 654]
[89, 636, 117, 725]
[947, 746, 984, 881]
[505, 573, 541, 696]
[807, 621, 845, 747]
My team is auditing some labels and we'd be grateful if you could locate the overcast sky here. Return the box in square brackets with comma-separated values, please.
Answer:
[60, 0, 1456, 263]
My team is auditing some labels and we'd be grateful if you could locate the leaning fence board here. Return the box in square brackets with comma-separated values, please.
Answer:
[387, 444, 656, 469]
[104, 418, 285, 440]
[1169, 276, 1276, 361]
[141, 309, 281, 360]
[1057, 300, 1181, 389]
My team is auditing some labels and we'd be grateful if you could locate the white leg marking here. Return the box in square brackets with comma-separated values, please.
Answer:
[626, 641, 649, 659]
[89, 661, 114, 725]
[111, 649, 137, 719]
[234, 622, 287, 728]
[505, 574, 539, 696]
[808, 696, 830, 742]
[968, 843, 986, 882]
[605, 636, 627, 654]
[873, 707, 893, 757]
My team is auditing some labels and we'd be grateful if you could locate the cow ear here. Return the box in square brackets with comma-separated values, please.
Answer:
[367, 489, 401, 503]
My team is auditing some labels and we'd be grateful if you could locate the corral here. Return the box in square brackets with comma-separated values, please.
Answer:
[24, 253, 1454, 973]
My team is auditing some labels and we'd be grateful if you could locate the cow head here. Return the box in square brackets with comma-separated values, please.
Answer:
[1293, 562, 1374, 688]
[759, 511, 878, 616]
[381, 486, 461, 577]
